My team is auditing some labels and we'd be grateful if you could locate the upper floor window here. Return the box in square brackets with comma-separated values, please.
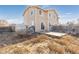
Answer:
[31, 11, 33, 15]
[31, 10, 35, 15]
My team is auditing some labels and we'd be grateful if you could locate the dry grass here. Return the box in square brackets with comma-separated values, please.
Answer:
[48, 40, 65, 54]
[0, 34, 79, 54]
[66, 44, 79, 54]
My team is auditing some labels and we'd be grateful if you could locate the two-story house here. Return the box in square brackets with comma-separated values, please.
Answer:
[23, 6, 59, 32]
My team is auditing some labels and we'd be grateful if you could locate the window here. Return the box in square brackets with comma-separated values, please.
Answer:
[39, 10, 42, 15]
[41, 22, 44, 30]
[49, 14, 51, 16]
[31, 10, 35, 15]
[49, 23, 51, 26]
[31, 11, 33, 15]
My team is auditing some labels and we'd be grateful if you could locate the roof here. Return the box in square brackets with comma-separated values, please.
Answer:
[23, 6, 58, 16]
[43, 10, 48, 13]
[23, 6, 43, 16]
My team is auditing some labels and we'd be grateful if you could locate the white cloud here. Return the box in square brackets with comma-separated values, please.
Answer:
[7, 18, 24, 24]
[65, 13, 72, 15]
[59, 12, 76, 24]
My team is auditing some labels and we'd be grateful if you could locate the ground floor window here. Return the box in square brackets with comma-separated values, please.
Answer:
[41, 22, 45, 30]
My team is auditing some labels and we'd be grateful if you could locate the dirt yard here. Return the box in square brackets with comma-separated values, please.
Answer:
[0, 32, 79, 54]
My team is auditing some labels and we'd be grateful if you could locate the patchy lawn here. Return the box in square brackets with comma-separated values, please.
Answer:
[0, 32, 79, 54]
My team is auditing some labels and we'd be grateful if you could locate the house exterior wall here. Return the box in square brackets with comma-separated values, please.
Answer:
[48, 10, 59, 26]
[34, 9, 49, 32]
[24, 7, 35, 27]
[34, 8, 42, 32]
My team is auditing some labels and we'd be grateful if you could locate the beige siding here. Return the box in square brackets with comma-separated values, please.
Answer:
[24, 7, 35, 27]
[48, 10, 58, 26]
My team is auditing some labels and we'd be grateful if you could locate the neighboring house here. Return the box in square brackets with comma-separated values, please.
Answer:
[69, 24, 79, 35]
[0, 20, 11, 32]
[23, 6, 59, 32]
[0, 20, 9, 27]
[50, 24, 79, 35]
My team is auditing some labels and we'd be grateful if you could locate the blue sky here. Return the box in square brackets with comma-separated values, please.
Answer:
[0, 5, 79, 24]
[0, 5, 26, 24]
